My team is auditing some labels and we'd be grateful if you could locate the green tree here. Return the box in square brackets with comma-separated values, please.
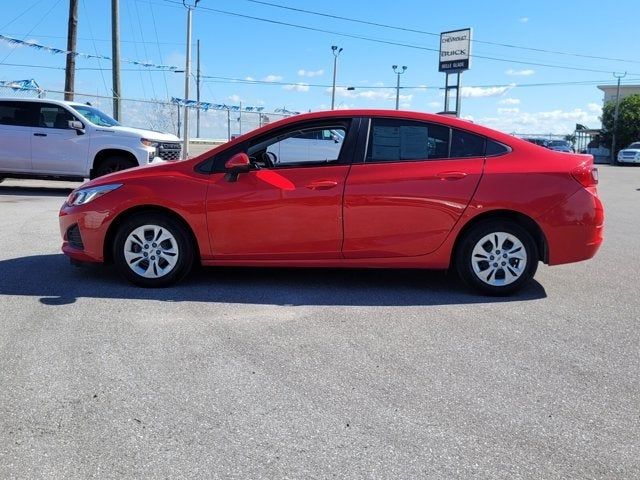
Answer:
[600, 94, 640, 156]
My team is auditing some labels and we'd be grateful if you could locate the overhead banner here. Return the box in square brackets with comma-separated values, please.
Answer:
[439, 28, 472, 72]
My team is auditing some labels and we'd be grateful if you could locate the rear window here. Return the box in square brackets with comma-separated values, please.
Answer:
[0, 101, 36, 127]
[486, 139, 510, 156]
[366, 119, 449, 162]
[450, 129, 485, 158]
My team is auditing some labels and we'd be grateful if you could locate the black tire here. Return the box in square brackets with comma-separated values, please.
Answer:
[93, 156, 137, 178]
[455, 220, 538, 296]
[113, 212, 194, 287]
[0, 178, 4, 184]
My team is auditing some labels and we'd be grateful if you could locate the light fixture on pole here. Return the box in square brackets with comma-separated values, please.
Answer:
[392, 65, 407, 110]
[330, 45, 343, 110]
[611, 71, 627, 165]
[181, 0, 199, 159]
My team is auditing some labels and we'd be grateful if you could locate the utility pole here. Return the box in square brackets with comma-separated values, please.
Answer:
[196, 39, 201, 138]
[64, 0, 78, 101]
[392, 65, 407, 110]
[111, 0, 121, 120]
[330, 45, 342, 110]
[611, 71, 627, 165]
[182, 0, 199, 159]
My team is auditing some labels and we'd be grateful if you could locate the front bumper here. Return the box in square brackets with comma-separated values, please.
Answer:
[60, 202, 114, 263]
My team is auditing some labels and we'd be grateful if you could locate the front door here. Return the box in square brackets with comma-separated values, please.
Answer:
[30, 103, 90, 176]
[206, 120, 357, 259]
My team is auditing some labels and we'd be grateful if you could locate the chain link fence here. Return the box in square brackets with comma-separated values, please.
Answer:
[1, 84, 292, 141]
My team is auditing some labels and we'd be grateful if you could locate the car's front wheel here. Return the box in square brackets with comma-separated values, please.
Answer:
[113, 212, 194, 287]
[455, 220, 538, 296]
[93, 156, 137, 178]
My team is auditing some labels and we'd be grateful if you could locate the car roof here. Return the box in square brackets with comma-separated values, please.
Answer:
[0, 97, 82, 107]
[244, 109, 521, 147]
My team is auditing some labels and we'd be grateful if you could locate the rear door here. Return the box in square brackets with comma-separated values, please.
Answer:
[0, 100, 35, 173]
[343, 118, 485, 258]
[30, 103, 90, 176]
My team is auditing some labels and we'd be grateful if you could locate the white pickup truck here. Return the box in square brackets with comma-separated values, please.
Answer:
[0, 97, 181, 182]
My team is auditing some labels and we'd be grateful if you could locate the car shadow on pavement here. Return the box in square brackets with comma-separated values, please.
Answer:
[0, 254, 547, 307]
[0, 185, 75, 197]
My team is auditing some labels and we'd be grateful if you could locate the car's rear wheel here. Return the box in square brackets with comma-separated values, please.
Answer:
[94, 156, 137, 178]
[456, 220, 538, 296]
[113, 213, 194, 287]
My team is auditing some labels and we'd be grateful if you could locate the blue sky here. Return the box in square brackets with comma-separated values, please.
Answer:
[1, 0, 639, 136]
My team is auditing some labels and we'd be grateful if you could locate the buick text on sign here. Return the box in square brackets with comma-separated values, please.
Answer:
[439, 28, 472, 72]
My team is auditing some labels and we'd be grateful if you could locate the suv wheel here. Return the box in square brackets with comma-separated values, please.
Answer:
[113, 213, 194, 287]
[456, 221, 538, 296]
[93, 156, 137, 178]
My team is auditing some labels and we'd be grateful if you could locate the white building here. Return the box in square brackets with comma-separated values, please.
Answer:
[597, 84, 640, 104]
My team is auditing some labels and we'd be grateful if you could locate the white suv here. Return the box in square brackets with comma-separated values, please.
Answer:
[617, 142, 640, 164]
[0, 98, 181, 182]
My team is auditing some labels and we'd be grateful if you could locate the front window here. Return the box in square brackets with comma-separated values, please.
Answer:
[249, 126, 346, 167]
[70, 105, 120, 127]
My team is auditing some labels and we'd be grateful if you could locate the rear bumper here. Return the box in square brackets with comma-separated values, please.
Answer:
[537, 187, 604, 265]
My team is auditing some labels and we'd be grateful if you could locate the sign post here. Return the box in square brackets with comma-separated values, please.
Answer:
[439, 28, 472, 116]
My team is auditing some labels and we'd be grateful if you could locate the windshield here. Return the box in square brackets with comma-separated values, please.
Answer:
[628, 142, 640, 149]
[70, 105, 120, 127]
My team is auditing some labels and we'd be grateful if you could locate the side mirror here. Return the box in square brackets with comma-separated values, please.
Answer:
[69, 120, 85, 135]
[224, 152, 250, 182]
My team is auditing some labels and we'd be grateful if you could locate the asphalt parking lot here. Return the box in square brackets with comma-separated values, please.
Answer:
[0, 165, 639, 479]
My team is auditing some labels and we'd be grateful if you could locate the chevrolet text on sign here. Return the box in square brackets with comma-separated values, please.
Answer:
[439, 28, 472, 72]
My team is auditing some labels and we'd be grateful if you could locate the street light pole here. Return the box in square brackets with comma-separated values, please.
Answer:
[330, 45, 343, 110]
[392, 65, 407, 110]
[611, 71, 627, 165]
[182, 0, 199, 159]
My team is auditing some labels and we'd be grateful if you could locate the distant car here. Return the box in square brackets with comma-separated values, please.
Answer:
[0, 98, 181, 183]
[547, 140, 574, 153]
[617, 142, 640, 164]
[522, 138, 551, 148]
[59, 109, 603, 295]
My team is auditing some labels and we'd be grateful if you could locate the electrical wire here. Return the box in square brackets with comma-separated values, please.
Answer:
[80, 0, 110, 96]
[153, 0, 640, 76]
[0, 0, 46, 31]
[133, 0, 157, 98]
[243, 0, 640, 65]
[147, 0, 171, 99]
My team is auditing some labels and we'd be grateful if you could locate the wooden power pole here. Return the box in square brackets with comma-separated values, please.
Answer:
[111, 0, 122, 120]
[64, 0, 78, 101]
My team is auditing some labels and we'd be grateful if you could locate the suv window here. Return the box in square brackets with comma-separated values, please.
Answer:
[249, 125, 346, 167]
[366, 119, 450, 162]
[450, 129, 486, 158]
[0, 101, 36, 127]
[36, 103, 76, 129]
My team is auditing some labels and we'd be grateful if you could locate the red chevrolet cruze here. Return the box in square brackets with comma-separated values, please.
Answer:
[59, 110, 604, 295]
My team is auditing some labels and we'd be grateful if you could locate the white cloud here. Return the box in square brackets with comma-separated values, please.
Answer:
[460, 84, 514, 98]
[587, 102, 602, 114]
[298, 69, 324, 78]
[263, 75, 283, 82]
[519, 17, 529, 23]
[283, 82, 310, 92]
[428, 101, 442, 108]
[228, 94, 242, 103]
[245, 76, 255, 81]
[328, 87, 412, 104]
[498, 107, 520, 114]
[499, 97, 521, 105]
[481, 105, 601, 134]
[506, 69, 535, 76]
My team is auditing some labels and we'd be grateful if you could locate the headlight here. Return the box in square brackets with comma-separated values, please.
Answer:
[141, 138, 159, 147]
[66, 184, 123, 206]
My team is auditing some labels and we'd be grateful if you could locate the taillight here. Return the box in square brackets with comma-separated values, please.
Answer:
[571, 164, 598, 187]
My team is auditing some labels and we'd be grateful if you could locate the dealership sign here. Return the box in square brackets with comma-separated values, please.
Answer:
[439, 28, 472, 72]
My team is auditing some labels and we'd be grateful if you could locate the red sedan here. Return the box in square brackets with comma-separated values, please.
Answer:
[59, 110, 603, 295]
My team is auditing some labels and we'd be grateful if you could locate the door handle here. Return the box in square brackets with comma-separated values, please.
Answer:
[305, 180, 338, 190]
[33, 133, 47, 137]
[436, 171, 467, 180]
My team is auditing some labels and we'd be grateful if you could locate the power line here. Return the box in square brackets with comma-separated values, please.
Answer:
[153, 0, 640, 76]
[0, 0, 46, 31]
[243, 0, 640, 65]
